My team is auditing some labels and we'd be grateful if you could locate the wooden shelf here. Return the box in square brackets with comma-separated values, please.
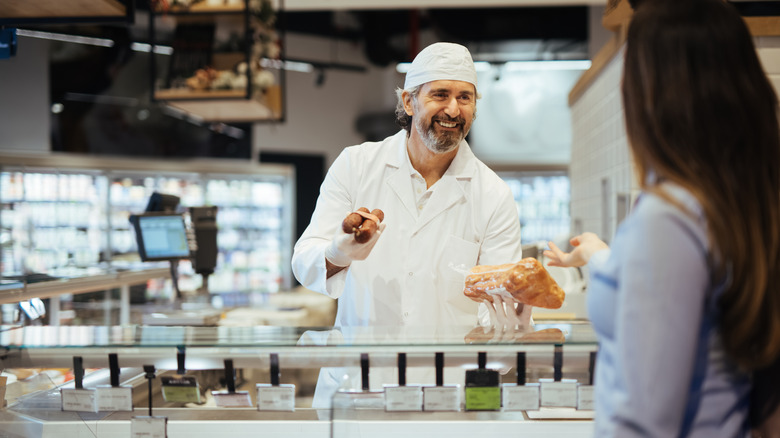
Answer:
[155, 1, 245, 14]
[165, 98, 279, 123]
[155, 88, 248, 100]
[0, 0, 126, 19]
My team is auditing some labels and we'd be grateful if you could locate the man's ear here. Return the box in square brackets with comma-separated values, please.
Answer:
[402, 91, 414, 116]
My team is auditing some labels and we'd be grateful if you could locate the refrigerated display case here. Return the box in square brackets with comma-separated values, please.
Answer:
[0, 321, 598, 438]
[0, 170, 108, 275]
[0, 153, 294, 316]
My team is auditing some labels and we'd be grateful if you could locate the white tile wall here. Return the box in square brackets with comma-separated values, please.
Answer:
[570, 48, 632, 244]
[569, 36, 780, 243]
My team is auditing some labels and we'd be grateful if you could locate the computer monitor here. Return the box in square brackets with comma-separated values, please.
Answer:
[145, 192, 181, 213]
[129, 212, 191, 262]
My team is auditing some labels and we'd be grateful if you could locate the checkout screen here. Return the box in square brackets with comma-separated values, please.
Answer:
[139, 215, 190, 259]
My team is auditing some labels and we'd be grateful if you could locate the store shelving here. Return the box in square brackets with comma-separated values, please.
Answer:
[149, 0, 286, 123]
[0, 154, 294, 305]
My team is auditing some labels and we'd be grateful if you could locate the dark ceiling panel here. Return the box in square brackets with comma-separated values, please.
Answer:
[283, 7, 589, 66]
[429, 7, 588, 42]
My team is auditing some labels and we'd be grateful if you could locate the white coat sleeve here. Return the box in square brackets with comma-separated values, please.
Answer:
[476, 182, 523, 266]
[291, 148, 355, 298]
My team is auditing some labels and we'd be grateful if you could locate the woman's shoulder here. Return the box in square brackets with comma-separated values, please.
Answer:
[635, 182, 705, 224]
[625, 182, 709, 249]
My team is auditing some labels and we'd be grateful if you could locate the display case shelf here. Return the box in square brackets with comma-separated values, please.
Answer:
[0, 322, 597, 368]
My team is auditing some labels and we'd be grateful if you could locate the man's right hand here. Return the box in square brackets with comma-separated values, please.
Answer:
[324, 222, 386, 268]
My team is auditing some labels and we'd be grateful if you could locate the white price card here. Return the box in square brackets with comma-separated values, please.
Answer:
[61, 388, 98, 413]
[423, 386, 461, 412]
[577, 384, 595, 410]
[384, 385, 423, 412]
[131, 416, 167, 438]
[212, 391, 253, 407]
[96, 385, 133, 411]
[501, 383, 540, 411]
[257, 384, 295, 411]
[540, 378, 578, 408]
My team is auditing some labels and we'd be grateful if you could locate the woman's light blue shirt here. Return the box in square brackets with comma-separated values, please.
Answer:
[587, 182, 750, 437]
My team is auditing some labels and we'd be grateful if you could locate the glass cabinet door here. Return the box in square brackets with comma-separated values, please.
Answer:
[0, 169, 107, 277]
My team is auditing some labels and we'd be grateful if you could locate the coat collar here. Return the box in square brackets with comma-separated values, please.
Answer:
[384, 130, 477, 234]
[385, 129, 477, 179]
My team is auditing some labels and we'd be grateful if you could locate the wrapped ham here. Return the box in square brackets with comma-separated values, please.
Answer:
[463, 257, 565, 309]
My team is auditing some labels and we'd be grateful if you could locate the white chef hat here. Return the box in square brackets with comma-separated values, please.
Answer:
[403, 42, 478, 91]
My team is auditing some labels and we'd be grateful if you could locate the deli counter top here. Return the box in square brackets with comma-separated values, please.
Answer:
[0, 321, 597, 370]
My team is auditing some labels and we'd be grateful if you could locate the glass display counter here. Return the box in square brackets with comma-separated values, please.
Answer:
[0, 322, 598, 437]
[0, 265, 171, 326]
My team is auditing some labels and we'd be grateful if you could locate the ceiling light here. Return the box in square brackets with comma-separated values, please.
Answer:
[131, 42, 173, 55]
[504, 60, 592, 71]
[16, 29, 113, 47]
[260, 58, 314, 73]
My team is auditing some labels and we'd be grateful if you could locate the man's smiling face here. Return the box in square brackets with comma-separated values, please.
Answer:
[409, 80, 477, 154]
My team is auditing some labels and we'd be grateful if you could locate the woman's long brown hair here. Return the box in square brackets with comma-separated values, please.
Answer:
[622, 0, 780, 370]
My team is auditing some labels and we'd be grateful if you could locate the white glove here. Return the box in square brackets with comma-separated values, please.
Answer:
[482, 291, 533, 332]
[324, 222, 386, 267]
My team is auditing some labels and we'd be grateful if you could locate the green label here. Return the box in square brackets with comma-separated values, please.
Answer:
[465, 387, 501, 411]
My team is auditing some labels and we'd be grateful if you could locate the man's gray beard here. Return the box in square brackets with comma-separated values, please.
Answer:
[415, 117, 462, 154]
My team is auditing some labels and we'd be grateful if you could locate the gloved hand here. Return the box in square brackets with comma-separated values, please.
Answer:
[324, 222, 386, 267]
[482, 292, 533, 332]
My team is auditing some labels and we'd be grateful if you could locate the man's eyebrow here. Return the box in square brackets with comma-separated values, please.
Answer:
[427, 87, 474, 95]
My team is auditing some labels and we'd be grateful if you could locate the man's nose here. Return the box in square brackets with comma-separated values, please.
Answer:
[444, 97, 460, 118]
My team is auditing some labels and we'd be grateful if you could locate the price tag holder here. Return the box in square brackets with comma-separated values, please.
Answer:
[577, 384, 595, 410]
[256, 384, 296, 411]
[62, 356, 98, 412]
[539, 378, 578, 408]
[212, 359, 253, 407]
[131, 416, 167, 438]
[501, 382, 540, 411]
[384, 385, 423, 412]
[384, 353, 423, 412]
[464, 352, 500, 411]
[256, 354, 295, 411]
[61, 388, 98, 412]
[423, 385, 461, 412]
[96, 385, 134, 411]
[161, 376, 201, 403]
[212, 390, 253, 407]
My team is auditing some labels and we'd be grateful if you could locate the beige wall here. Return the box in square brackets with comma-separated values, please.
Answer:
[0, 37, 50, 153]
[569, 36, 780, 244]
